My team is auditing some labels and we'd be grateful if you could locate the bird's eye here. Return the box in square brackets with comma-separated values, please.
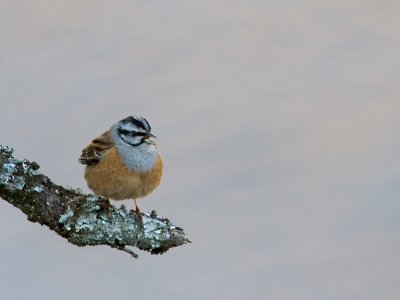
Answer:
[118, 129, 138, 136]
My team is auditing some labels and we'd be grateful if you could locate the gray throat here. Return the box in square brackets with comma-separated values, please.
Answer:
[116, 142, 157, 173]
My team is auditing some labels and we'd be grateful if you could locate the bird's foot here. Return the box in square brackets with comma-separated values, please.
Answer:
[133, 199, 143, 224]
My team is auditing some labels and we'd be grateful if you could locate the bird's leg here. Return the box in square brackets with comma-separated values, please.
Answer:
[134, 198, 140, 213]
[133, 198, 143, 224]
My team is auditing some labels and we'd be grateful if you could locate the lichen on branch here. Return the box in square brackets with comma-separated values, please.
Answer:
[0, 144, 190, 258]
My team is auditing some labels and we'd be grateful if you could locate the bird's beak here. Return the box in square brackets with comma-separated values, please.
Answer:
[145, 132, 157, 144]
[146, 132, 157, 138]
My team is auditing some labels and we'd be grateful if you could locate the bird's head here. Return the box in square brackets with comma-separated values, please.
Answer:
[115, 115, 156, 147]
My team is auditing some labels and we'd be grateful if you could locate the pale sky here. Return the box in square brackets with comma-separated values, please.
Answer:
[1, 1, 400, 299]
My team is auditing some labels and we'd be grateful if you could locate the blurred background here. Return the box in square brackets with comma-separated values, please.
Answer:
[1, 1, 400, 299]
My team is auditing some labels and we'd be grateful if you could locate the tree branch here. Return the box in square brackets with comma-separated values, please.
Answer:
[0, 144, 190, 259]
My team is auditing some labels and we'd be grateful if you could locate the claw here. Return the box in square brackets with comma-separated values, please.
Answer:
[133, 199, 143, 224]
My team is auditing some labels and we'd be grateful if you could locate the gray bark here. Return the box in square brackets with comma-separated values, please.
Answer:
[0, 145, 190, 258]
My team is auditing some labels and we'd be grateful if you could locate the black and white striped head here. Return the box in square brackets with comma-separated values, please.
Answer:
[115, 115, 156, 147]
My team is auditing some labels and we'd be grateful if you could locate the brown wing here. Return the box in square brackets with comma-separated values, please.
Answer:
[78, 130, 113, 165]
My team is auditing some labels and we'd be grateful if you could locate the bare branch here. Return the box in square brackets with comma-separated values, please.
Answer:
[0, 145, 190, 259]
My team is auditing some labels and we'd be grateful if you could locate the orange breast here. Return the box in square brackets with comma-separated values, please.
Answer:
[84, 147, 163, 200]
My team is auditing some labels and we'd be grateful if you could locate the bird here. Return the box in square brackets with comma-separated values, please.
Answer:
[79, 115, 163, 213]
